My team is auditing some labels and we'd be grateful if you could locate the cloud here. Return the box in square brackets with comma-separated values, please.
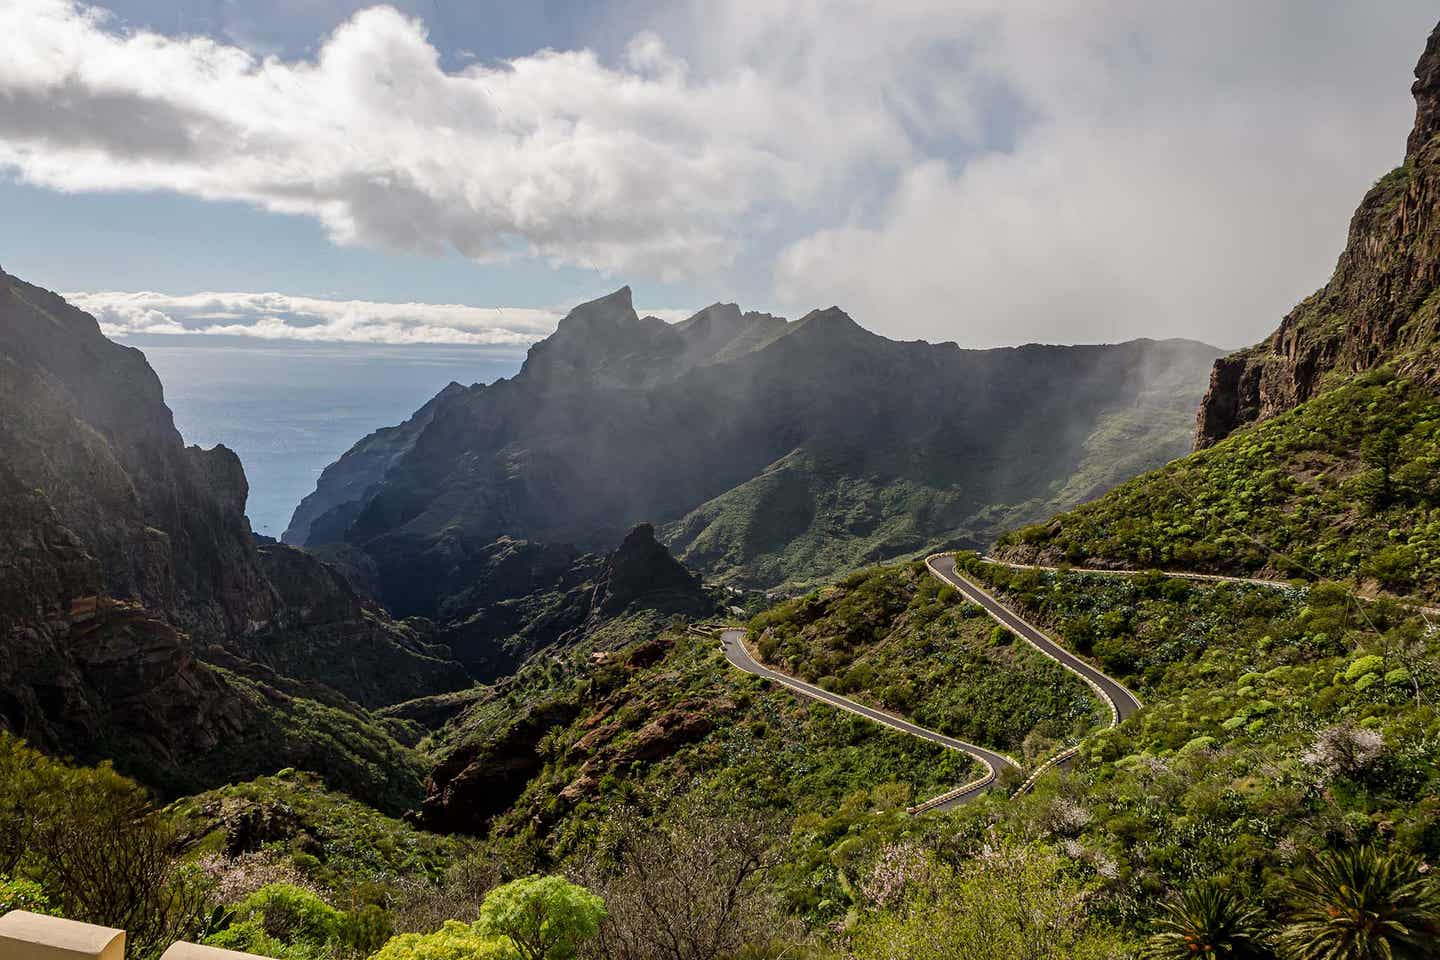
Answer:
[0, 0, 906, 281]
[2, 1, 1438, 347]
[754, 0, 1438, 346]
[66, 289, 695, 345]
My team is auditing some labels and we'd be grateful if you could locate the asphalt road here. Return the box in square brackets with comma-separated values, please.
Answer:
[927, 554, 1142, 722]
[717, 554, 1147, 812]
[984, 556, 1440, 617]
[719, 551, 1429, 814]
[720, 628, 1014, 808]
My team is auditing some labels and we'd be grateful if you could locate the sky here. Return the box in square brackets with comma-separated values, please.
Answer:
[1, 0, 1438, 351]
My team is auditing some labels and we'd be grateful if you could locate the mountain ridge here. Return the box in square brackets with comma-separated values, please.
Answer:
[289, 290, 1222, 611]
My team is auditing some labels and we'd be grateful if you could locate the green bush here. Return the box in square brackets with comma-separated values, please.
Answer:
[206, 883, 346, 959]
[0, 875, 53, 915]
[369, 922, 513, 960]
[476, 876, 604, 960]
[1344, 655, 1386, 683]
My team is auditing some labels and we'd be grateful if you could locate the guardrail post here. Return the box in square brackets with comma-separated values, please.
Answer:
[0, 911, 124, 960]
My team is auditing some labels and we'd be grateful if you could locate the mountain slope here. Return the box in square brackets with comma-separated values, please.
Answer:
[291, 289, 1219, 609]
[998, 370, 1440, 600]
[1195, 27, 1440, 447]
[1002, 23, 1440, 605]
[0, 266, 468, 807]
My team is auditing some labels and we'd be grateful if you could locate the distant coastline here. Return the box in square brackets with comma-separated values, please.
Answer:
[135, 337, 524, 536]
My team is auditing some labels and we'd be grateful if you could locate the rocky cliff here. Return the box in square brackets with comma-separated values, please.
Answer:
[0, 267, 273, 638]
[1195, 19, 1440, 448]
[433, 522, 713, 682]
[0, 267, 466, 806]
[417, 526, 712, 833]
[292, 288, 1221, 607]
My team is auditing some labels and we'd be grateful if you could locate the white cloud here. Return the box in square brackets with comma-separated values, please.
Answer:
[753, 0, 1439, 346]
[3, 0, 1438, 347]
[0, 0, 906, 281]
[66, 289, 695, 345]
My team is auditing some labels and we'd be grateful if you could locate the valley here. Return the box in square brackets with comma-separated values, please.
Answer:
[5, 10, 1440, 960]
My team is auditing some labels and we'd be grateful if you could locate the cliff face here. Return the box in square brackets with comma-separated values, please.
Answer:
[0, 268, 466, 805]
[1195, 20, 1440, 447]
[0, 268, 275, 638]
[293, 287, 1221, 608]
[283, 381, 468, 547]
[432, 522, 714, 682]
[418, 525, 712, 833]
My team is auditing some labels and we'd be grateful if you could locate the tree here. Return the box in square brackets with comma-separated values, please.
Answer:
[1145, 882, 1271, 958]
[1280, 845, 1440, 960]
[584, 810, 791, 960]
[6, 737, 212, 960]
[850, 839, 1127, 960]
[477, 875, 605, 960]
[1361, 427, 1401, 508]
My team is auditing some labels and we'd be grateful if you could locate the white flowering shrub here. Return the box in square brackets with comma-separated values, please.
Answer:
[1300, 723, 1386, 783]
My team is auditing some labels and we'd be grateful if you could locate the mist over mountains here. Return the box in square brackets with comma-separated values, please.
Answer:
[287, 287, 1220, 616]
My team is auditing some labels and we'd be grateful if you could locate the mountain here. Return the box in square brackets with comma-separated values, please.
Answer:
[1195, 29, 1440, 448]
[0, 266, 467, 808]
[430, 522, 716, 683]
[1009, 21, 1440, 597]
[289, 290, 1220, 613]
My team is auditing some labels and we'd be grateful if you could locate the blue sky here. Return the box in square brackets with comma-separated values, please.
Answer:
[0, 0, 720, 311]
[2, 1, 1437, 348]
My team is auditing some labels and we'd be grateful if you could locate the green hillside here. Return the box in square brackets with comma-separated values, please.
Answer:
[998, 371, 1440, 601]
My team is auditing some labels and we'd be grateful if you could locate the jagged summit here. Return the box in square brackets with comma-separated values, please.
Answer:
[290, 276, 1219, 609]
[591, 522, 704, 619]
[552, 285, 638, 330]
[786, 305, 873, 339]
[1408, 22, 1440, 156]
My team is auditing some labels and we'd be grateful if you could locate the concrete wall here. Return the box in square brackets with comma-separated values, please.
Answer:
[0, 912, 264, 960]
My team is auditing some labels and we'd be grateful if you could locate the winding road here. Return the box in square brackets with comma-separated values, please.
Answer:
[927, 555, 1142, 724]
[718, 553, 1144, 813]
[720, 552, 1435, 813]
[720, 626, 1013, 810]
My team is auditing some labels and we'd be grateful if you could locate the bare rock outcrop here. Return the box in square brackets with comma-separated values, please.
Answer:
[1195, 19, 1440, 447]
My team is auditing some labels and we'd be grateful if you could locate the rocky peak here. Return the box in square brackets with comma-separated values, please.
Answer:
[554, 285, 637, 332]
[518, 286, 680, 387]
[1409, 22, 1440, 157]
[791, 306, 870, 337]
[1194, 18, 1440, 448]
[591, 523, 705, 619]
[671, 302, 784, 368]
[676, 301, 744, 337]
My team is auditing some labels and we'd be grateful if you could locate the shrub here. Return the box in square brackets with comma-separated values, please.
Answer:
[0, 875, 53, 915]
[476, 876, 604, 960]
[1344, 655, 1387, 683]
[1301, 724, 1386, 784]
[369, 921, 513, 960]
[205, 883, 347, 959]
[1361, 545, 1418, 592]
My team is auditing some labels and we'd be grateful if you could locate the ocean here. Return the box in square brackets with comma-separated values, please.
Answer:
[134, 337, 526, 538]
